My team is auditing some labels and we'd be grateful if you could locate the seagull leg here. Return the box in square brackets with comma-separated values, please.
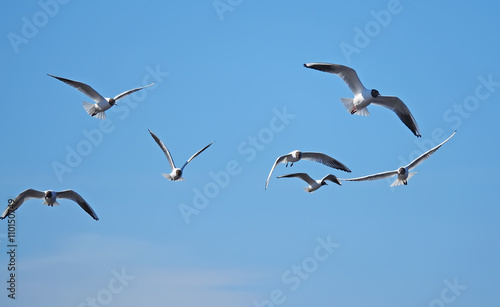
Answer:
[290, 163, 294, 167]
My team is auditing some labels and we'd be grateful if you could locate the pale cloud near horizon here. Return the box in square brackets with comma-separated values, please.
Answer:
[6, 233, 271, 307]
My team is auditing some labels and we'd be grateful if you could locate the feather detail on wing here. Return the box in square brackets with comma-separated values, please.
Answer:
[406, 131, 456, 170]
[301, 152, 351, 172]
[341, 170, 398, 182]
[181, 142, 214, 171]
[278, 173, 316, 186]
[113, 83, 155, 101]
[0, 189, 45, 219]
[48, 74, 106, 103]
[57, 190, 99, 220]
[265, 155, 287, 189]
[149, 129, 176, 170]
[372, 96, 421, 137]
[304, 63, 366, 95]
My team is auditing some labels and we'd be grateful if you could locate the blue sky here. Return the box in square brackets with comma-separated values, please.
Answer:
[1, 0, 499, 306]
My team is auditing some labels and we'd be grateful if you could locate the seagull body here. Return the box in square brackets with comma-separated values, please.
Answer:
[265, 150, 351, 189]
[1, 189, 98, 220]
[48, 74, 154, 119]
[304, 63, 421, 137]
[278, 173, 341, 193]
[341, 131, 456, 186]
[149, 129, 214, 181]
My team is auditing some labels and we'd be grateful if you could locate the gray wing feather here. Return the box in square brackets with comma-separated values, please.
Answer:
[341, 170, 398, 182]
[407, 131, 456, 170]
[149, 130, 176, 170]
[278, 173, 316, 186]
[113, 82, 155, 101]
[265, 155, 287, 189]
[57, 190, 99, 220]
[48, 74, 106, 103]
[304, 63, 366, 95]
[322, 174, 342, 185]
[372, 96, 421, 137]
[301, 152, 351, 172]
[0, 189, 45, 219]
[181, 142, 214, 171]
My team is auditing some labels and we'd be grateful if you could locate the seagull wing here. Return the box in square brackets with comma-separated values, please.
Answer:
[340, 170, 398, 182]
[372, 96, 421, 137]
[304, 63, 366, 95]
[48, 74, 105, 103]
[113, 82, 155, 101]
[1, 189, 45, 219]
[181, 142, 214, 171]
[301, 152, 351, 172]
[265, 155, 288, 189]
[407, 130, 456, 170]
[278, 173, 317, 186]
[322, 174, 342, 185]
[149, 129, 176, 170]
[57, 190, 99, 220]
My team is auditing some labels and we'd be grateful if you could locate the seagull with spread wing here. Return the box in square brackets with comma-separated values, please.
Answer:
[278, 173, 341, 193]
[48, 74, 154, 119]
[149, 129, 214, 181]
[304, 62, 421, 137]
[265, 150, 351, 189]
[341, 131, 456, 187]
[1, 189, 98, 220]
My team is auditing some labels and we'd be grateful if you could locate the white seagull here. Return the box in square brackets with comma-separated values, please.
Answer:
[304, 63, 421, 137]
[48, 74, 154, 119]
[265, 150, 351, 189]
[341, 131, 456, 186]
[149, 129, 214, 181]
[1, 189, 98, 220]
[278, 173, 341, 193]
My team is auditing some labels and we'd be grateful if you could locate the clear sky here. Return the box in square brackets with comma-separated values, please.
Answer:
[1, 1, 499, 306]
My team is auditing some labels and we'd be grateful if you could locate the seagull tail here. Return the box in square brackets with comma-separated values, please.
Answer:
[340, 97, 356, 113]
[82, 101, 106, 119]
[340, 98, 369, 116]
[390, 178, 404, 187]
[390, 172, 417, 187]
[161, 174, 173, 181]
[82, 101, 96, 115]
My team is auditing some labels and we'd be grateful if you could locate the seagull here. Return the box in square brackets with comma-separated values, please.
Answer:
[303, 63, 421, 137]
[278, 173, 341, 193]
[1, 189, 98, 220]
[341, 131, 456, 186]
[149, 129, 214, 181]
[48, 74, 154, 119]
[265, 150, 351, 189]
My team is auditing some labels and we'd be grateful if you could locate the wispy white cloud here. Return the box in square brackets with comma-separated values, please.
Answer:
[6, 233, 268, 307]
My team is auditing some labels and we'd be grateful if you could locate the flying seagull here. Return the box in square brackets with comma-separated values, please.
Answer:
[304, 63, 421, 137]
[341, 131, 456, 186]
[149, 129, 214, 181]
[278, 173, 341, 193]
[48, 74, 154, 119]
[1, 189, 98, 220]
[265, 150, 351, 189]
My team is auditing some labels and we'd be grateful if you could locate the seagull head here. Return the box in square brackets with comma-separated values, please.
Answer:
[292, 150, 302, 159]
[108, 98, 116, 106]
[398, 167, 406, 175]
[44, 191, 53, 199]
[371, 89, 380, 98]
[175, 169, 182, 178]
